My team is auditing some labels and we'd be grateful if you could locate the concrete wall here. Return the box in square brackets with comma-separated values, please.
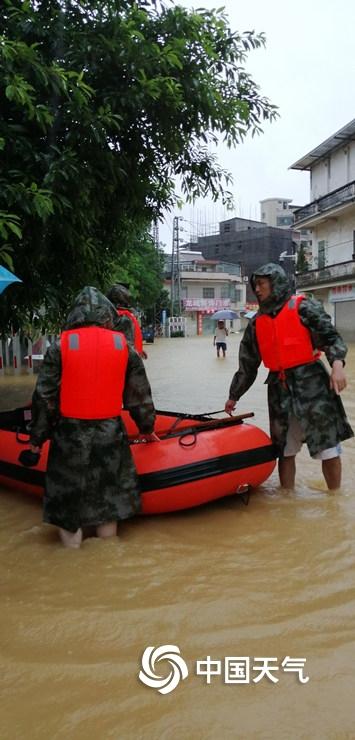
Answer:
[198, 226, 295, 301]
[311, 206, 355, 267]
[311, 140, 355, 199]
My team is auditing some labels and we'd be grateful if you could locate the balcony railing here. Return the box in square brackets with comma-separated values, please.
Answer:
[296, 260, 355, 288]
[294, 180, 355, 224]
[164, 260, 241, 276]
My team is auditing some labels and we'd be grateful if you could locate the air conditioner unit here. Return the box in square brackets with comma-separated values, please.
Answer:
[242, 276, 249, 283]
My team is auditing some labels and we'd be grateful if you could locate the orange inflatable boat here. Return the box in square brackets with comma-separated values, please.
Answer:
[0, 406, 276, 514]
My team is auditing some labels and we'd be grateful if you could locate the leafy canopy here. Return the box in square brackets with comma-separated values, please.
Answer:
[0, 0, 277, 332]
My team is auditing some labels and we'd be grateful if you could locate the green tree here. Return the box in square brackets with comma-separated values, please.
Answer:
[0, 0, 277, 332]
[296, 243, 309, 273]
[108, 233, 165, 311]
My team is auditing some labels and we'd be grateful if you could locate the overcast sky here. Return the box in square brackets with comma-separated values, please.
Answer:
[159, 0, 355, 250]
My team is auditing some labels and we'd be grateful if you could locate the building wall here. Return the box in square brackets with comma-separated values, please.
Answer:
[311, 209, 355, 268]
[180, 279, 240, 301]
[292, 121, 355, 340]
[311, 140, 355, 199]
[198, 224, 295, 301]
[219, 216, 264, 233]
[164, 256, 245, 335]
[260, 198, 294, 228]
[310, 159, 329, 199]
[350, 143, 355, 181]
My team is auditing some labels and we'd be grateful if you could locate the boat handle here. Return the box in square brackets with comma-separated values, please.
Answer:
[179, 432, 197, 447]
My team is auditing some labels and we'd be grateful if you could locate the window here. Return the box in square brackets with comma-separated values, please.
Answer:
[203, 287, 215, 298]
[230, 286, 242, 302]
[221, 285, 230, 299]
[318, 240, 326, 269]
[277, 216, 293, 226]
[223, 223, 231, 233]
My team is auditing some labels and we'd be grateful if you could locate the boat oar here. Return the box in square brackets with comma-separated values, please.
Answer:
[133, 411, 255, 445]
[165, 409, 254, 435]
[171, 412, 255, 445]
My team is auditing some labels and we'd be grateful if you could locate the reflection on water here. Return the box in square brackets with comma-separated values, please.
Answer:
[1, 337, 355, 739]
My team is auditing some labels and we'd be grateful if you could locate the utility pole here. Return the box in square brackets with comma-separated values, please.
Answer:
[171, 216, 182, 316]
[152, 220, 159, 249]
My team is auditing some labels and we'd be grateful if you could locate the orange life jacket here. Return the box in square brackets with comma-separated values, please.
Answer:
[60, 326, 128, 419]
[118, 308, 143, 354]
[255, 294, 320, 372]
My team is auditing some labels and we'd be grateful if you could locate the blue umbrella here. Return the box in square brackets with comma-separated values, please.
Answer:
[211, 309, 238, 320]
[0, 266, 22, 294]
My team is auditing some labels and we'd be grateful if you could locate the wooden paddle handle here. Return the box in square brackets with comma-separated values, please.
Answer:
[229, 412, 254, 421]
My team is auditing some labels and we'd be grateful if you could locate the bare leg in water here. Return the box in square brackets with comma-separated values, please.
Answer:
[96, 521, 117, 539]
[278, 456, 296, 489]
[322, 457, 341, 490]
[279, 455, 341, 490]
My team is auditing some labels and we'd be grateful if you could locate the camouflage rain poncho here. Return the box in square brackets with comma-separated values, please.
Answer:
[30, 287, 156, 532]
[229, 263, 353, 456]
[107, 284, 135, 346]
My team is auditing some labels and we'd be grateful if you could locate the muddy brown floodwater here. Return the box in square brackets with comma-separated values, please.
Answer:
[1, 335, 355, 739]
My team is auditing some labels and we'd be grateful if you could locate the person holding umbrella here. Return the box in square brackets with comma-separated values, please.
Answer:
[212, 309, 237, 359]
[214, 319, 228, 358]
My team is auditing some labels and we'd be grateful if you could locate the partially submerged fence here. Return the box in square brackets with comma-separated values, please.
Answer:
[0, 335, 53, 376]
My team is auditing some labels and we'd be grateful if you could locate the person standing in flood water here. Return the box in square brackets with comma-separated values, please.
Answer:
[24, 287, 157, 548]
[225, 263, 353, 490]
[213, 319, 228, 358]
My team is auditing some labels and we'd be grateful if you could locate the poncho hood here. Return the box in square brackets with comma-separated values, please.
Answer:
[250, 262, 292, 315]
[106, 283, 131, 309]
[65, 286, 118, 329]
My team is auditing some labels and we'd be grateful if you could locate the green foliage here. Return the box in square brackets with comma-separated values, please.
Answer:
[296, 243, 309, 273]
[107, 234, 165, 311]
[0, 0, 277, 333]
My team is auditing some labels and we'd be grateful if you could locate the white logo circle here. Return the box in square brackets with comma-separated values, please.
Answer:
[139, 644, 189, 694]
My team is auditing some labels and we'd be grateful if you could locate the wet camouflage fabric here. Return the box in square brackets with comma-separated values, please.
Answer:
[106, 285, 137, 346]
[65, 285, 118, 330]
[229, 263, 354, 456]
[30, 287, 156, 531]
[106, 284, 131, 308]
[112, 312, 135, 346]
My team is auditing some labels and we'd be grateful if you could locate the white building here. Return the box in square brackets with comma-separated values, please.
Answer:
[164, 250, 246, 336]
[260, 197, 296, 228]
[290, 118, 355, 341]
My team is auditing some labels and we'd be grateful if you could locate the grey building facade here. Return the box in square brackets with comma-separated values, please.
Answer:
[195, 217, 296, 302]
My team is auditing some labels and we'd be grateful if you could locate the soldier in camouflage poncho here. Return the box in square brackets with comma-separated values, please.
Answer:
[107, 283, 148, 359]
[28, 287, 156, 548]
[225, 263, 353, 490]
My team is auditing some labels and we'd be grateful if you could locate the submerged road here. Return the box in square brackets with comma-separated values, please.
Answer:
[0, 335, 355, 739]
